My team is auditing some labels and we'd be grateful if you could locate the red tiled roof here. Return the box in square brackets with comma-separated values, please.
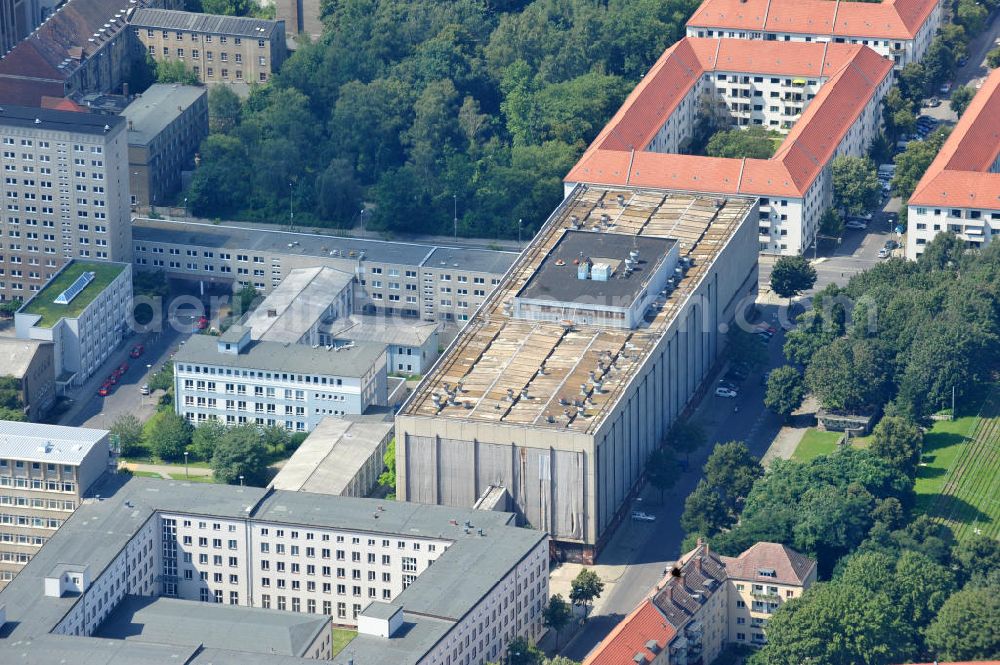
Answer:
[909, 68, 1000, 208]
[565, 38, 892, 199]
[688, 0, 939, 40]
[582, 599, 676, 665]
[719, 541, 817, 585]
[40, 96, 86, 112]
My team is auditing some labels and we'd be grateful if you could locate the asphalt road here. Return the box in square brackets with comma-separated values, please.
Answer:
[562, 306, 789, 661]
[57, 316, 190, 430]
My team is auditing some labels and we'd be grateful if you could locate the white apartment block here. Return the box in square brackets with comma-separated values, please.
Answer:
[0, 106, 132, 302]
[132, 217, 515, 326]
[907, 68, 1000, 258]
[564, 38, 892, 256]
[686, 0, 944, 68]
[173, 325, 388, 432]
[0, 421, 110, 589]
[584, 541, 817, 664]
[0, 477, 548, 665]
[15, 260, 132, 388]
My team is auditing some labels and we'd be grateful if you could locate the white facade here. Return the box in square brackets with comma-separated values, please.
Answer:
[907, 204, 1000, 257]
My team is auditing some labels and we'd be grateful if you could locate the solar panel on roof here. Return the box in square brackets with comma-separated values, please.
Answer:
[53, 271, 95, 305]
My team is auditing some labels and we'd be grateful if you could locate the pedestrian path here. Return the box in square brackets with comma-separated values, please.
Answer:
[121, 461, 212, 479]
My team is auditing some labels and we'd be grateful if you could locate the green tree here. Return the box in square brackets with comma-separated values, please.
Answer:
[666, 420, 706, 463]
[749, 582, 917, 665]
[831, 156, 882, 217]
[770, 255, 817, 302]
[680, 479, 730, 536]
[869, 416, 923, 477]
[208, 85, 242, 134]
[0, 376, 23, 410]
[703, 441, 762, 516]
[155, 59, 200, 85]
[315, 158, 363, 225]
[924, 584, 1000, 661]
[569, 569, 604, 620]
[725, 327, 766, 369]
[805, 338, 887, 412]
[148, 360, 173, 392]
[201, 0, 254, 15]
[505, 637, 544, 665]
[922, 37, 954, 90]
[892, 127, 951, 200]
[542, 594, 573, 649]
[190, 419, 226, 461]
[143, 410, 193, 461]
[955, 0, 988, 34]
[949, 85, 976, 117]
[898, 62, 928, 100]
[211, 425, 269, 486]
[764, 365, 806, 418]
[110, 413, 144, 457]
[706, 127, 777, 159]
[953, 534, 1000, 584]
[987, 45, 1000, 69]
[818, 208, 845, 240]
[646, 447, 677, 502]
[378, 439, 397, 497]
[188, 135, 253, 217]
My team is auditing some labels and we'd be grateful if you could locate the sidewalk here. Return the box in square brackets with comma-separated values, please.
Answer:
[122, 461, 212, 479]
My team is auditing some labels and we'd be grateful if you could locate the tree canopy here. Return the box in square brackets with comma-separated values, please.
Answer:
[831, 156, 881, 217]
[764, 365, 805, 418]
[211, 425, 270, 486]
[705, 127, 777, 159]
[770, 255, 817, 301]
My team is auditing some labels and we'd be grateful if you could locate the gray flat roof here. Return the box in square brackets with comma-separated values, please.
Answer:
[130, 8, 281, 38]
[0, 105, 125, 136]
[517, 230, 675, 305]
[246, 267, 354, 344]
[122, 84, 206, 146]
[131, 218, 518, 273]
[361, 601, 401, 620]
[335, 614, 453, 665]
[95, 595, 329, 657]
[174, 333, 385, 378]
[269, 415, 393, 494]
[0, 420, 108, 465]
[323, 315, 438, 348]
[0, 338, 50, 379]
[0, 476, 545, 665]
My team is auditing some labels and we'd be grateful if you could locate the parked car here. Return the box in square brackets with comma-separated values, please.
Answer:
[718, 379, 739, 391]
[140, 384, 150, 396]
[845, 220, 868, 230]
[939, 81, 952, 95]
[632, 511, 657, 522]
[129, 344, 144, 358]
[878, 247, 891, 259]
[118, 362, 129, 374]
[107, 374, 117, 385]
[715, 386, 738, 398]
[197, 316, 209, 330]
[98, 386, 110, 397]
[885, 239, 899, 250]
[926, 96, 941, 107]
[957, 56, 969, 66]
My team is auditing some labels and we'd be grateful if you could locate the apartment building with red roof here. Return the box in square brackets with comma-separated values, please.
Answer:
[583, 541, 816, 665]
[906, 67, 1000, 258]
[686, 0, 944, 69]
[564, 38, 893, 255]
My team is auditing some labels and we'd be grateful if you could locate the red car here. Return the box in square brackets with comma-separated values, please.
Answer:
[129, 344, 144, 358]
[98, 383, 110, 397]
[118, 362, 129, 374]
[197, 316, 209, 330]
[107, 374, 117, 385]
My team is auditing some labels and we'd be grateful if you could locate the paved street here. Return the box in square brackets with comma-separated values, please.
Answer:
[560, 306, 790, 661]
[57, 317, 190, 430]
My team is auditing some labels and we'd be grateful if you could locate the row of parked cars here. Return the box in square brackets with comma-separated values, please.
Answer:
[97, 344, 145, 397]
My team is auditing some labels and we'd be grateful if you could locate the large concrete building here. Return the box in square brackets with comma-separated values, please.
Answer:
[0, 0, 180, 106]
[131, 217, 518, 326]
[15, 260, 132, 388]
[173, 324, 388, 431]
[0, 106, 133, 302]
[686, 0, 943, 69]
[0, 476, 548, 665]
[583, 541, 817, 664]
[396, 184, 760, 560]
[131, 8, 287, 86]
[274, 0, 322, 42]
[122, 83, 209, 207]
[0, 421, 110, 589]
[906, 67, 1000, 258]
[564, 38, 893, 256]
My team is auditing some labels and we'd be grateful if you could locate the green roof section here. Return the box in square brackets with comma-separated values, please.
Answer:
[20, 261, 126, 328]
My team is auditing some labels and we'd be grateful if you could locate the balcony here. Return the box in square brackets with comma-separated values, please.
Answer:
[751, 591, 781, 601]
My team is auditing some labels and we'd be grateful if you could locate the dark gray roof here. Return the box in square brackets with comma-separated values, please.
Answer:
[131, 218, 517, 273]
[0, 476, 546, 665]
[0, 105, 125, 136]
[517, 230, 675, 305]
[173, 333, 386, 378]
[95, 595, 329, 657]
[121, 83, 206, 146]
[130, 8, 282, 38]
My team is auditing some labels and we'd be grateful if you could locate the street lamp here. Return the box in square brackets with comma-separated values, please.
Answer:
[360, 208, 366, 237]
[184, 451, 189, 479]
[183, 197, 188, 217]
[453, 194, 458, 238]
[239, 475, 244, 487]
[288, 182, 294, 230]
[517, 218, 523, 249]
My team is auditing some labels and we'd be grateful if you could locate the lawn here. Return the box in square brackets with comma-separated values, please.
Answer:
[132, 470, 163, 479]
[917, 386, 1000, 541]
[168, 472, 215, 483]
[20, 261, 125, 327]
[332, 629, 356, 657]
[791, 429, 843, 462]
